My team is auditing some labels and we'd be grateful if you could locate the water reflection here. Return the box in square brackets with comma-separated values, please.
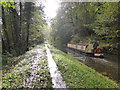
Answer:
[68, 52, 119, 82]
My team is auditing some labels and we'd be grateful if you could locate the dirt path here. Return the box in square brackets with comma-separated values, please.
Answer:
[45, 44, 67, 88]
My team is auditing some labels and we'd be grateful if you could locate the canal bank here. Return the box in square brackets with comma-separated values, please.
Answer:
[45, 44, 67, 88]
[2, 44, 119, 88]
[48, 45, 119, 88]
[67, 49, 119, 83]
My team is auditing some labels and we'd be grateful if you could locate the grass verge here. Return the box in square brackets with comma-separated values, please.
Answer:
[48, 45, 119, 88]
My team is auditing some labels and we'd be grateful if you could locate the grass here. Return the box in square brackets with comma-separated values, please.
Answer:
[48, 45, 119, 88]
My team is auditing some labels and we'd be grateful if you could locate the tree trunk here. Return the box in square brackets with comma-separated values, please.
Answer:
[1, 6, 10, 52]
[9, 7, 21, 55]
[24, 2, 33, 51]
[26, 22, 29, 51]
[19, 2, 23, 54]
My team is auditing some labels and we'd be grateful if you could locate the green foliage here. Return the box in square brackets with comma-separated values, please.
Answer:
[29, 6, 46, 46]
[50, 2, 119, 50]
[0, 2, 18, 8]
[50, 2, 96, 50]
[93, 2, 120, 41]
[2, 53, 17, 75]
[2, 52, 15, 66]
[2, 2, 46, 55]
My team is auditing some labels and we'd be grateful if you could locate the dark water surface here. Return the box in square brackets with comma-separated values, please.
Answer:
[68, 51, 119, 82]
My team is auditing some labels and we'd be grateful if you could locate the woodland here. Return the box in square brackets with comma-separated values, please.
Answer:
[1, 2, 45, 56]
[0, 2, 120, 69]
[49, 2, 120, 53]
[0, 1, 120, 88]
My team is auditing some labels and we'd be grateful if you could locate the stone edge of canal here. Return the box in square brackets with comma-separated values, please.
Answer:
[48, 45, 119, 88]
[45, 44, 67, 88]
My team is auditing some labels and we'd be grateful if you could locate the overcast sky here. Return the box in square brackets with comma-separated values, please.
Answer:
[43, 0, 60, 19]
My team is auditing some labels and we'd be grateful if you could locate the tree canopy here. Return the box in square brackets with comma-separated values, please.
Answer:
[50, 2, 120, 51]
[1, 1, 46, 55]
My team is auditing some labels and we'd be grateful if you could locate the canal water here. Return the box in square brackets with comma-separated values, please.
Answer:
[67, 51, 119, 83]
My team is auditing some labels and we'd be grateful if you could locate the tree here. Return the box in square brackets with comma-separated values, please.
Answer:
[1, 1, 46, 55]
[50, 2, 120, 51]
[93, 2, 120, 43]
[50, 2, 96, 50]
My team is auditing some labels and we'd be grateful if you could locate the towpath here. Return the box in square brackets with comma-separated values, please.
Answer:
[2, 44, 67, 88]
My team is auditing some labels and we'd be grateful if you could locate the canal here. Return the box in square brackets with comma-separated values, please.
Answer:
[67, 51, 119, 83]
